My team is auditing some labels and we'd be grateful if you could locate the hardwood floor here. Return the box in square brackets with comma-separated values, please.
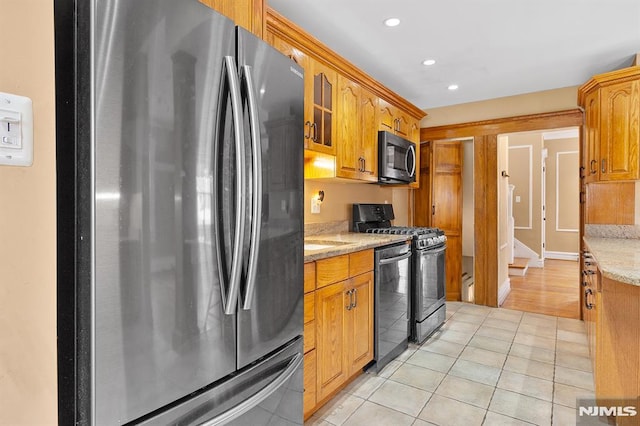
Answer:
[501, 259, 581, 319]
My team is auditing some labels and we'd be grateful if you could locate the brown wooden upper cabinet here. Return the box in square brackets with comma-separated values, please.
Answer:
[336, 75, 378, 181]
[579, 66, 640, 182]
[199, 0, 263, 37]
[309, 61, 337, 155]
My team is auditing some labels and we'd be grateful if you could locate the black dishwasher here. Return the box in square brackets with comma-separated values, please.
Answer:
[369, 241, 412, 372]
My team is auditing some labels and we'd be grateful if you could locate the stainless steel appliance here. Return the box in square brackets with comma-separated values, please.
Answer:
[55, 1, 304, 424]
[377, 131, 416, 184]
[353, 204, 446, 345]
[371, 242, 412, 372]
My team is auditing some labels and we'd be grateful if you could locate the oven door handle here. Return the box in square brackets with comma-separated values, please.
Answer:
[379, 251, 412, 265]
[418, 245, 446, 255]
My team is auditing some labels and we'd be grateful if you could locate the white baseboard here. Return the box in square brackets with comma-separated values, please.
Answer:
[498, 278, 511, 306]
[545, 251, 579, 261]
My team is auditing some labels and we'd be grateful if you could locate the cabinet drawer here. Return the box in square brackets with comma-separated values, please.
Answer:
[349, 249, 374, 276]
[304, 293, 315, 324]
[303, 349, 317, 418]
[304, 320, 316, 353]
[316, 254, 349, 288]
[304, 262, 316, 293]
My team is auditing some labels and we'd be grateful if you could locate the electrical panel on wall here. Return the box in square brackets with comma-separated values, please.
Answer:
[0, 92, 34, 167]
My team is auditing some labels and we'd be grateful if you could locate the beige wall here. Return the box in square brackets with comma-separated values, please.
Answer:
[0, 1, 57, 424]
[304, 181, 410, 226]
[422, 86, 579, 128]
[508, 132, 544, 257]
[545, 137, 580, 253]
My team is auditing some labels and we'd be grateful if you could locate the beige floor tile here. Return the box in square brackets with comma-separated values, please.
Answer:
[435, 375, 495, 409]
[514, 332, 556, 351]
[487, 309, 523, 323]
[389, 363, 446, 392]
[482, 317, 520, 332]
[555, 351, 593, 372]
[553, 382, 595, 408]
[517, 322, 557, 339]
[442, 320, 481, 333]
[312, 391, 365, 425]
[489, 388, 552, 425]
[451, 312, 489, 325]
[483, 411, 533, 425]
[555, 340, 589, 357]
[406, 350, 456, 373]
[503, 355, 555, 381]
[468, 335, 512, 354]
[459, 346, 507, 369]
[377, 359, 403, 378]
[552, 403, 576, 426]
[554, 365, 595, 391]
[457, 304, 493, 316]
[556, 329, 588, 345]
[368, 380, 431, 417]
[446, 301, 465, 313]
[419, 338, 466, 358]
[395, 347, 418, 362]
[431, 328, 474, 345]
[418, 394, 486, 426]
[510, 343, 556, 364]
[343, 374, 386, 399]
[305, 415, 334, 426]
[449, 359, 502, 386]
[497, 370, 553, 402]
[343, 401, 415, 426]
[557, 317, 586, 333]
[412, 419, 438, 426]
[521, 312, 557, 327]
[474, 325, 517, 342]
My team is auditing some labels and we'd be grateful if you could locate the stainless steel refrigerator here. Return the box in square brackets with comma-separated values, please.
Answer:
[55, 0, 304, 424]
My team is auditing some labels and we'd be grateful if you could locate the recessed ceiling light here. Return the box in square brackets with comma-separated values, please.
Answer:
[422, 59, 436, 66]
[448, 84, 459, 91]
[384, 18, 400, 27]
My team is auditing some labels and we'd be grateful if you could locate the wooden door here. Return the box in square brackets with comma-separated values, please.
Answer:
[431, 141, 463, 301]
[415, 142, 432, 227]
[336, 75, 361, 179]
[360, 89, 379, 181]
[599, 80, 640, 181]
[315, 280, 348, 400]
[346, 272, 374, 374]
[583, 89, 600, 183]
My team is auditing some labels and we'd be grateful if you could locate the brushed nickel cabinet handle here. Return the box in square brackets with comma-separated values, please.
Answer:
[601, 158, 606, 174]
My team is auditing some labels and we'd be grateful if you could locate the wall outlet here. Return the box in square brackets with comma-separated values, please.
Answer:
[311, 198, 321, 214]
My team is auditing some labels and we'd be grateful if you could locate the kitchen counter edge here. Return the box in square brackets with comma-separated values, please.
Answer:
[304, 233, 411, 262]
[583, 237, 640, 287]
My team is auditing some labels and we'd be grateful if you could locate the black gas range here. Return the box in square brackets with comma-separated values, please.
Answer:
[353, 203, 447, 344]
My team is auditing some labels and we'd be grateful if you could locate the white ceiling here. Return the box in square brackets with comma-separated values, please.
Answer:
[269, 0, 640, 109]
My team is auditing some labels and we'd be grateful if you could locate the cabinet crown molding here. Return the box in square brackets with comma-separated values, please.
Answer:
[578, 65, 640, 104]
[266, 7, 425, 120]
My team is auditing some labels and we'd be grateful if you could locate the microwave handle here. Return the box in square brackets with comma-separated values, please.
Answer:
[405, 145, 416, 178]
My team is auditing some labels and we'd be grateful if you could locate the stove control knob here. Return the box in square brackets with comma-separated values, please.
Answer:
[441, 235, 447, 243]
[427, 238, 434, 245]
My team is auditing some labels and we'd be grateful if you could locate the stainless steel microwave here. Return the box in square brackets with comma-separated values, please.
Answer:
[378, 131, 416, 184]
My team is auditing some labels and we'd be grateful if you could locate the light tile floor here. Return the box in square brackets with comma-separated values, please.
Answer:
[306, 302, 602, 426]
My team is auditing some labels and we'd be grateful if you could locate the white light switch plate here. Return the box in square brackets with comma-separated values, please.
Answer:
[0, 92, 33, 167]
[311, 198, 321, 214]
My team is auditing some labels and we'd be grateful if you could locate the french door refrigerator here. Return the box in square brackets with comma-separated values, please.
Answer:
[55, 0, 304, 424]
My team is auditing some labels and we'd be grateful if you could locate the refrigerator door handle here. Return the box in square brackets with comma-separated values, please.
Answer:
[200, 353, 303, 426]
[240, 65, 262, 310]
[219, 55, 247, 315]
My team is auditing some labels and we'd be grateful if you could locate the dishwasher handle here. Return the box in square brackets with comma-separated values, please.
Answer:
[379, 251, 412, 265]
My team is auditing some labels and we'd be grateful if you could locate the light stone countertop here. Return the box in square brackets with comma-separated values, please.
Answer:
[304, 233, 411, 262]
[583, 237, 640, 286]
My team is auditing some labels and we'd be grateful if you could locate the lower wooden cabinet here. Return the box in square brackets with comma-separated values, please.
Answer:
[303, 251, 374, 419]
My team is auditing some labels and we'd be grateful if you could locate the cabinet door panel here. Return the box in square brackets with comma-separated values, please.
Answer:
[315, 281, 348, 400]
[303, 349, 317, 419]
[347, 272, 374, 374]
[600, 80, 640, 180]
[360, 89, 379, 180]
[336, 75, 361, 179]
[584, 90, 600, 182]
